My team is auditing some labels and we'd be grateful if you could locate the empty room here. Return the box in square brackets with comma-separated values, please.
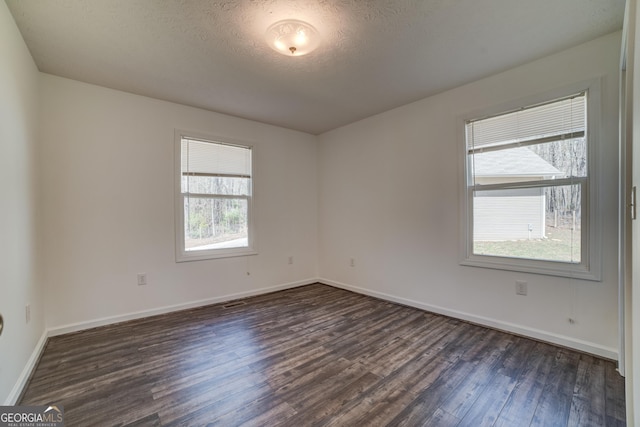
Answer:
[0, 0, 637, 426]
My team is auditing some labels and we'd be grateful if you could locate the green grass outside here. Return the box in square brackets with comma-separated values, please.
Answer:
[474, 226, 581, 263]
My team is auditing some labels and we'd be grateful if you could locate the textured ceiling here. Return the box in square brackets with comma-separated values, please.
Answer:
[6, 0, 625, 134]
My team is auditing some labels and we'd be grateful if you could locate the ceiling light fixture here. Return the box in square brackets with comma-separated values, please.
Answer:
[265, 19, 320, 57]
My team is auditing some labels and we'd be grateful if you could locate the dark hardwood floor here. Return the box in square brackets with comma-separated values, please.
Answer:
[20, 283, 625, 426]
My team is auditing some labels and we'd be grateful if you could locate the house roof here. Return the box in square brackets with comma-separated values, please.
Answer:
[472, 147, 563, 177]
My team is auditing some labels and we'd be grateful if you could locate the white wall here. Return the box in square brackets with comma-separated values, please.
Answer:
[39, 75, 318, 330]
[318, 31, 621, 358]
[0, 2, 45, 403]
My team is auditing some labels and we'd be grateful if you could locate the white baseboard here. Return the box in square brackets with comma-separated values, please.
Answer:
[4, 330, 48, 405]
[49, 278, 318, 337]
[319, 278, 618, 360]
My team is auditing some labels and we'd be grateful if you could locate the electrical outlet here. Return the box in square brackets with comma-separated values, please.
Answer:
[288, 256, 294, 265]
[350, 258, 355, 267]
[25, 304, 31, 324]
[137, 273, 147, 286]
[515, 280, 527, 296]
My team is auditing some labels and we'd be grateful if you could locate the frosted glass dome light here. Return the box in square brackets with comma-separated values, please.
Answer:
[266, 19, 320, 56]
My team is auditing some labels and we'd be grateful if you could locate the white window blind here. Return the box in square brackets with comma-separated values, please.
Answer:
[467, 94, 586, 154]
[181, 138, 251, 178]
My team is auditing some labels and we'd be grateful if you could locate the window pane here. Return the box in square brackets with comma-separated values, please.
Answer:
[529, 138, 586, 178]
[184, 197, 248, 251]
[472, 184, 581, 263]
[182, 175, 250, 196]
[470, 138, 585, 186]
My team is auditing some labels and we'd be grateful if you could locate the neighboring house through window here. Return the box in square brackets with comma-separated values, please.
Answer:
[461, 83, 601, 280]
[174, 131, 256, 262]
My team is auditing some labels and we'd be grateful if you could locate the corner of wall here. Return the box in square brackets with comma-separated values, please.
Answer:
[0, 0, 47, 404]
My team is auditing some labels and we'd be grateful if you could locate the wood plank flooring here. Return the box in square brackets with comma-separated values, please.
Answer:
[19, 283, 626, 426]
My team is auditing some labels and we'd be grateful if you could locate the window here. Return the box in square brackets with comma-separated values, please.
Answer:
[461, 85, 601, 280]
[175, 131, 255, 261]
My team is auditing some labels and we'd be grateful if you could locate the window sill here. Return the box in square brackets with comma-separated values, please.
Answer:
[176, 248, 257, 263]
[460, 255, 601, 281]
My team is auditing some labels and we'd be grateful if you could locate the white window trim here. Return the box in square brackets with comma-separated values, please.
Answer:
[458, 79, 602, 281]
[174, 129, 258, 262]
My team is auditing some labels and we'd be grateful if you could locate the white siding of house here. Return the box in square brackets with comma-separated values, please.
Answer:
[473, 187, 545, 241]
